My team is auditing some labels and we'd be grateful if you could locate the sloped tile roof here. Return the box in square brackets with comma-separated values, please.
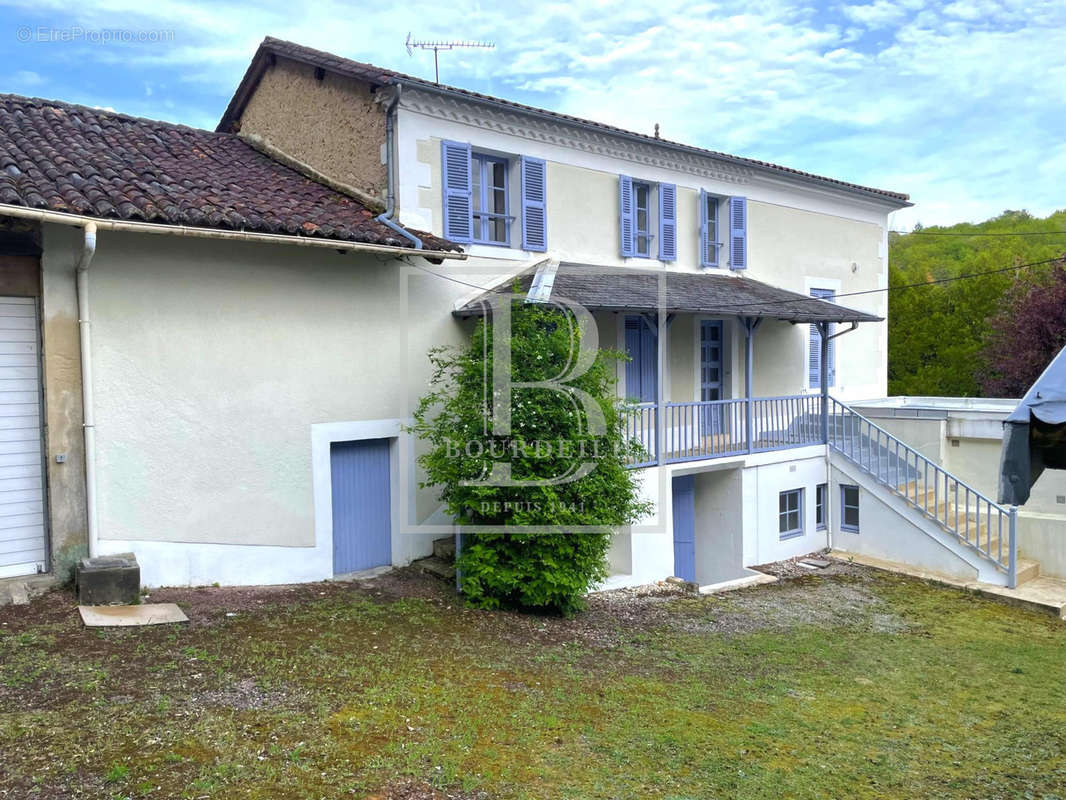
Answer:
[220, 37, 910, 207]
[0, 93, 458, 251]
[454, 262, 881, 324]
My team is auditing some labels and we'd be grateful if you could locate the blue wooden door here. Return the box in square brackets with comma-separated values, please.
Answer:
[672, 474, 696, 582]
[331, 438, 391, 574]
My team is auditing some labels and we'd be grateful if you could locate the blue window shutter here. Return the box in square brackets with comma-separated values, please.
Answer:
[728, 196, 747, 270]
[809, 289, 837, 387]
[695, 189, 712, 269]
[619, 175, 635, 257]
[520, 156, 547, 252]
[658, 183, 677, 261]
[441, 140, 472, 243]
[809, 323, 822, 388]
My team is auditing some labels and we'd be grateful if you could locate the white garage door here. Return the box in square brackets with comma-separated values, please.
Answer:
[0, 297, 47, 578]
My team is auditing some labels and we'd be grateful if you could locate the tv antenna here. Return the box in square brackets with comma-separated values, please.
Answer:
[405, 33, 495, 84]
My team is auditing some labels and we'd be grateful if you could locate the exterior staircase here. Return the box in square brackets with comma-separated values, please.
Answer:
[411, 536, 456, 582]
[828, 398, 1028, 588]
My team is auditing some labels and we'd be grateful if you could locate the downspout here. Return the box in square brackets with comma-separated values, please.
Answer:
[75, 223, 99, 558]
[375, 85, 423, 250]
[821, 320, 859, 551]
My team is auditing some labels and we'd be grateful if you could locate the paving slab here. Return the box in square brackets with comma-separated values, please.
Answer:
[79, 603, 188, 627]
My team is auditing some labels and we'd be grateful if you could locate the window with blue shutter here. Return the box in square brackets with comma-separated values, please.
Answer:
[619, 177, 655, 258]
[441, 140, 472, 243]
[471, 153, 510, 245]
[658, 183, 677, 261]
[619, 175, 635, 257]
[809, 288, 837, 388]
[633, 182, 652, 257]
[520, 156, 547, 252]
[624, 316, 657, 402]
[728, 196, 747, 270]
[700, 190, 720, 268]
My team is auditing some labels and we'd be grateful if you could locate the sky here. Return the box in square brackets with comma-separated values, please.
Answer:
[0, 0, 1063, 230]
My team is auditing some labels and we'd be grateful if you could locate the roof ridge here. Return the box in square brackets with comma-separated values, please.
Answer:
[0, 92, 232, 138]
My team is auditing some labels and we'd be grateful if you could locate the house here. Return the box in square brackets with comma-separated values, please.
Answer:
[0, 37, 1040, 596]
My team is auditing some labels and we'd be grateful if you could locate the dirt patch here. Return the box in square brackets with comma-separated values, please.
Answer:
[188, 677, 300, 712]
[697, 574, 909, 635]
[752, 552, 860, 580]
[365, 780, 492, 799]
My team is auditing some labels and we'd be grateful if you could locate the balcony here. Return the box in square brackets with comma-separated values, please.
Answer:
[624, 395, 825, 467]
[453, 261, 882, 470]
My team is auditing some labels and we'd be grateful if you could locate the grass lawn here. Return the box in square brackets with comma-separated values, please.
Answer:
[1, 562, 1065, 799]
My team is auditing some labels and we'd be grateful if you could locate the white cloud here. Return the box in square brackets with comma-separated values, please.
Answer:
[1, 0, 1063, 226]
[841, 1, 909, 29]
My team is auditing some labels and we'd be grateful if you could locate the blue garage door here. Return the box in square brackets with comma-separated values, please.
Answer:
[331, 438, 392, 575]
[672, 474, 695, 582]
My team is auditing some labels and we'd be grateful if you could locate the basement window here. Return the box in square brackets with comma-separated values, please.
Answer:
[841, 484, 860, 532]
[816, 483, 827, 530]
[779, 488, 804, 540]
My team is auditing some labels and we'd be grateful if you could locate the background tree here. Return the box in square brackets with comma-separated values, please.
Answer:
[978, 258, 1066, 397]
[888, 209, 1066, 396]
[411, 299, 651, 615]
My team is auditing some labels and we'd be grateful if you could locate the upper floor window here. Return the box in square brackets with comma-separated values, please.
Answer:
[700, 191, 721, 267]
[633, 181, 652, 257]
[619, 176, 676, 261]
[701, 193, 746, 270]
[441, 140, 547, 252]
[471, 153, 510, 246]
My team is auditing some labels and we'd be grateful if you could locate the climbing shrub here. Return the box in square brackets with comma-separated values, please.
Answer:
[410, 298, 651, 615]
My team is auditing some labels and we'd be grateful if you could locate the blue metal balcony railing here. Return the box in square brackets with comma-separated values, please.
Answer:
[623, 394, 824, 468]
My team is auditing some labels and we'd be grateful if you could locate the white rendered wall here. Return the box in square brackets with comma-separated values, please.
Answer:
[40, 226, 488, 586]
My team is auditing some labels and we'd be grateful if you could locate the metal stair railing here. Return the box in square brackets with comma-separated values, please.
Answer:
[828, 397, 1018, 587]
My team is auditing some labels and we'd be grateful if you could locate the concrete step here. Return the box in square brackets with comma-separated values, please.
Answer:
[432, 536, 456, 562]
[413, 555, 456, 581]
[1016, 558, 1041, 585]
[0, 580, 29, 607]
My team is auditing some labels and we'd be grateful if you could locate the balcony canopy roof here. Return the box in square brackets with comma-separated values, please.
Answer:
[453, 263, 882, 325]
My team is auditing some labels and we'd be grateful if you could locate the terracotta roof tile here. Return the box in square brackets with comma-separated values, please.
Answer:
[0, 93, 458, 251]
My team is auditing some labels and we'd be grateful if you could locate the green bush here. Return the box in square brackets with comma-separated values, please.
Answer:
[411, 297, 651, 615]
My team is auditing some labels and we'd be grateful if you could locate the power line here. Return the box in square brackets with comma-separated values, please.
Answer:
[890, 230, 1066, 237]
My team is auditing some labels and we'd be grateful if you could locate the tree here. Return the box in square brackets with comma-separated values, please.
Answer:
[888, 209, 1066, 396]
[410, 297, 651, 615]
[978, 258, 1066, 397]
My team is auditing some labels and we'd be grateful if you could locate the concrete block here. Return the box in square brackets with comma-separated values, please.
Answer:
[76, 553, 140, 606]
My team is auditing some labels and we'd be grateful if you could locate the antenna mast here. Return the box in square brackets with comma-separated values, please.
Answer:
[405, 32, 495, 84]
